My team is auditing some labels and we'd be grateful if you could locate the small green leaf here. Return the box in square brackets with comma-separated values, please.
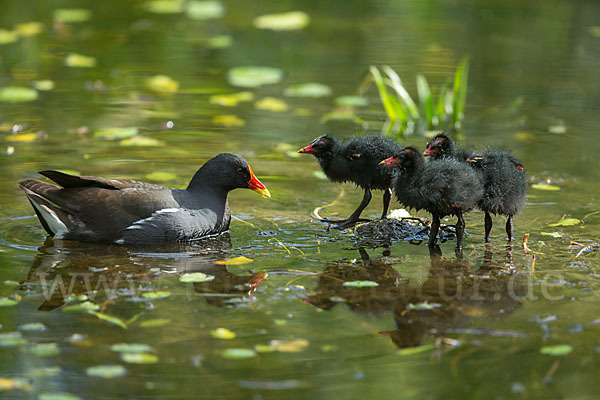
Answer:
[221, 348, 257, 359]
[145, 0, 185, 14]
[146, 75, 179, 93]
[120, 352, 158, 364]
[540, 232, 563, 238]
[540, 344, 573, 356]
[141, 291, 171, 299]
[0, 29, 18, 45]
[86, 365, 127, 378]
[0, 86, 38, 103]
[0, 297, 18, 306]
[53, 9, 92, 23]
[227, 66, 283, 88]
[62, 301, 100, 312]
[18, 322, 47, 332]
[185, 1, 224, 20]
[90, 312, 127, 329]
[215, 256, 253, 265]
[549, 217, 582, 227]
[255, 97, 289, 112]
[33, 80, 55, 91]
[65, 53, 96, 68]
[312, 171, 327, 180]
[31, 342, 60, 357]
[120, 136, 163, 147]
[212, 115, 245, 127]
[209, 91, 253, 106]
[210, 327, 236, 339]
[342, 280, 379, 288]
[110, 343, 152, 353]
[334, 96, 368, 107]
[254, 344, 275, 353]
[139, 318, 171, 328]
[15, 22, 43, 37]
[0, 332, 28, 347]
[284, 83, 331, 98]
[253, 11, 310, 31]
[39, 393, 82, 400]
[93, 127, 138, 140]
[179, 272, 215, 283]
[532, 183, 560, 191]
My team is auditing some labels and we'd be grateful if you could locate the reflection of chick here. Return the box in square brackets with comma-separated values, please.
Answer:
[193, 266, 267, 308]
[385, 250, 527, 348]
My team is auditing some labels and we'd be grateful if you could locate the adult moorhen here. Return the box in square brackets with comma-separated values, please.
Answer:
[424, 133, 527, 242]
[381, 147, 483, 253]
[19, 153, 270, 244]
[298, 134, 403, 229]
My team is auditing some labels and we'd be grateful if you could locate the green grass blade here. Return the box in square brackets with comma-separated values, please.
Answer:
[370, 66, 399, 122]
[452, 55, 470, 128]
[382, 66, 419, 121]
[435, 79, 450, 126]
[416, 74, 434, 128]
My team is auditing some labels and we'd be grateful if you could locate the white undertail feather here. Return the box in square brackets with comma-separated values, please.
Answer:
[32, 202, 69, 239]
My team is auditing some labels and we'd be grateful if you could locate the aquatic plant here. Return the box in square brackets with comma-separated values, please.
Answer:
[368, 55, 470, 138]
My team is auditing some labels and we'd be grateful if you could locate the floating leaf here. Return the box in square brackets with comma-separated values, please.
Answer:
[397, 343, 434, 356]
[532, 183, 560, 191]
[312, 171, 327, 180]
[207, 35, 232, 48]
[0, 297, 19, 306]
[139, 318, 171, 328]
[179, 272, 215, 283]
[284, 83, 331, 98]
[0, 332, 28, 347]
[514, 131, 536, 141]
[141, 291, 171, 299]
[18, 322, 47, 332]
[32, 342, 60, 357]
[39, 392, 82, 400]
[65, 53, 97, 68]
[31, 366, 62, 377]
[549, 217, 581, 227]
[62, 301, 100, 312]
[215, 256, 253, 265]
[211, 327, 236, 339]
[342, 280, 379, 288]
[319, 108, 362, 123]
[145, 0, 185, 14]
[0, 378, 32, 392]
[541, 232, 563, 238]
[145, 171, 177, 182]
[5, 133, 37, 143]
[93, 127, 138, 140]
[53, 9, 92, 23]
[33, 80, 55, 91]
[120, 352, 158, 364]
[335, 96, 368, 107]
[86, 365, 127, 379]
[255, 97, 289, 112]
[15, 22, 43, 37]
[548, 122, 566, 134]
[253, 11, 310, 31]
[212, 115, 245, 127]
[221, 348, 256, 359]
[185, 1, 224, 20]
[227, 66, 283, 88]
[146, 75, 179, 93]
[540, 344, 573, 356]
[209, 91, 253, 107]
[0, 29, 18, 45]
[120, 136, 163, 147]
[269, 338, 309, 353]
[0, 87, 38, 103]
[254, 344, 275, 353]
[110, 343, 152, 353]
[90, 312, 127, 329]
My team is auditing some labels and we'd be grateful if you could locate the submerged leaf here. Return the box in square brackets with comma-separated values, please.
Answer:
[221, 348, 256, 359]
[90, 312, 127, 329]
[540, 344, 573, 356]
[146, 75, 179, 93]
[179, 272, 215, 283]
[86, 365, 127, 378]
[185, 1, 224, 20]
[0, 87, 38, 103]
[145, 171, 177, 182]
[120, 352, 158, 364]
[531, 183, 560, 191]
[549, 217, 581, 227]
[210, 327, 236, 340]
[284, 82, 331, 98]
[253, 11, 310, 31]
[110, 343, 152, 353]
[255, 97, 289, 112]
[227, 66, 283, 88]
[215, 256, 253, 265]
[65, 53, 97, 68]
[93, 127, 138, 140]
[53, 9, 92, 23]
[342, 280, 379, 288]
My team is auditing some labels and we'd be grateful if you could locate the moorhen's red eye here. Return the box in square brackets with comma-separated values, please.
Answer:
[236, 168, 245, 174]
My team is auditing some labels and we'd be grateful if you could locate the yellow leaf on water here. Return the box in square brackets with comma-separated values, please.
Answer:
[5, 133, 37, 143]
[255, 97, 289, 112]
[15, 22, 43, 37]
[549, 217, 581, 227]
[254, 11, 310, 31]
[210, 327, 236, 339]
[532, 183, 560, 191]
[215, 256, 253, 265]
[65, 53, 97, 68]
[209, 91, 253, 107]
[269, 338, 309, 353]
[146, 75, 179, 93]
[212, 115, 245, 127]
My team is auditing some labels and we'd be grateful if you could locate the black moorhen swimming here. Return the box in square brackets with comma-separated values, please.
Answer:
[19, 153, 271, 244]
[381, 147, 483, 253]
[298, 134, 403, 229]
[424, 133, 527, 242]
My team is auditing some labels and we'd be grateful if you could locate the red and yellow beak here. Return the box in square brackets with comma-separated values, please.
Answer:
[247, 165, 271, 198]
[423, 146, 433, 156]
[298, 143, 316, 154]
[379, 155, 400, 167]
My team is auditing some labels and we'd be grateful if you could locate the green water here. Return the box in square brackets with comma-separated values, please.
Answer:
[1, 0, 600, 399]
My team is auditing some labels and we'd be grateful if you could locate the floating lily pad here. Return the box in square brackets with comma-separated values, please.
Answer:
[269, 338, 309, 353]
[120, 352, 158, 364]
[32, 342, 60, 357]
[179, 272, 215, 283]
[141, 291, 171, 299]
[18, 322, 47, 332]
[284, 82, 331, 98]
[211, 327, 236, 339]
[145, 0, 185, 14]
[207, 35, 232, 48]
[212, 115, 245, 127]
[215, 256, 253, 265]
[221, 348, 256, 359]
[255, 97, 289, 112]
[185, 1, 224, 20]
[253, 11, 310, 31]
[0, 332, 28, 347]
[540, 344, 573, 356]
[0, 86, 39, 103]
[0, 297, 19, 306]
[139, 318, 171, 328]
[15, 22, 43, 37]
[94, 127, 138, 140]
[145, 171, 177, 182]
[120, 136, 164, 147]
[227, 66, 283, 88]
[62, 301, 100, 312]
[5, 133, 37, 142]
[549, 217, 581, 227]
[335, 95, 368, 107]
[33, 80, 55, 91]
[39, 392, 82, 400]
[531, 183, 560, 191]
[53, 9, 92, 23]
[146, 75, 179, 93]
[86, 364, 127, 378]
[254, 344, 275, 353]
[110, 343, 152, 353]
[0, 29, 18, 45]
[342, 280, 379, 288]
[209, 91, 253, 107]
[90, 312, 127, 329]
[65, 53, 97, 68]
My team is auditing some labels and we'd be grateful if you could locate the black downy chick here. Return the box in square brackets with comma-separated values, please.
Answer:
[299, 135, 403, 229]
[424, 133, 527, 242]
[381, 147, 483, 253]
